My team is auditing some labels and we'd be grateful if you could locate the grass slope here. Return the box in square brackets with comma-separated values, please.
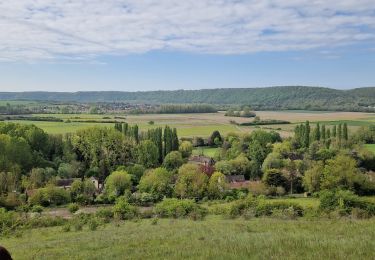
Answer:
[1, 217, 374, 259]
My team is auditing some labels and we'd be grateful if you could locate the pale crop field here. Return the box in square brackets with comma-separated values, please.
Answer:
[6, 110, 375, 137]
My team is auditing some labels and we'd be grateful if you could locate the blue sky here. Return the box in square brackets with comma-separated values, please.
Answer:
[0, 1, 374, 91]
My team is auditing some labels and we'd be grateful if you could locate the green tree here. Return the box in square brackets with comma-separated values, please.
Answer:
[137, 140, 159, 168]
[332, 125, 337, 137]
[262, 169, 287, 188]
[304, 121, 310, 147]
[138, 167, 172, 200]
[105, 170, 132, 197]
[175, 164, 208, 199]
[321, 125, 326, 142]
[208, 131, 222, 147]
[321, 155, 360, 190]
[313, 123, 321, 141]
[179, 141, 193, 158]
[303, 161, 324, 193]
[163, 151, 183, 171]
[207, 172, 229, 199]
[343, 123, 348, 141]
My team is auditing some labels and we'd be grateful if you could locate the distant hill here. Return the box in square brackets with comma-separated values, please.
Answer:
[1, 86, 375, 111]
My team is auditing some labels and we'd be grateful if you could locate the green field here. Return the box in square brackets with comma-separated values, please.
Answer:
[192, 147, 219, 157]
[3, 111, 375, 138]
[365, 144, 375, 154]
[1, 216, 374, 260]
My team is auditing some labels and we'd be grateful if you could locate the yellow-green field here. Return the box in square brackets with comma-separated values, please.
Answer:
[6, 110, 375, 137]
[365, 144, 375, 154]
[1, 216, 374, 260]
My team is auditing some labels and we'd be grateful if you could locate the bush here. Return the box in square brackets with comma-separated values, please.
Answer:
[31, 205, 44, 214]
[68, 203, 79, 213]
[29, 186, 71, 206]
[228, 195, 304, 218]
[25, 216, 65, 229]
[62, 224, 71, 232]
[0, 208, 21, 235]
[151, 217, 159, 225]
[154, 198, 207, 219]
[88, 218, 100, 231]
[319, 189, 375, 216]
[0, 193, 22, 210]
[255, 202, 303, 218]
[96, 208, 114, 223]
[113, 196, 139, 220]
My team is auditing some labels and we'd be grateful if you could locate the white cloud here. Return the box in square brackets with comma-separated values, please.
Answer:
[0, 0, 374, 61]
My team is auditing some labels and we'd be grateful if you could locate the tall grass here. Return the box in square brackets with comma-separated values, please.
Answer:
[1, 216, 374, 259]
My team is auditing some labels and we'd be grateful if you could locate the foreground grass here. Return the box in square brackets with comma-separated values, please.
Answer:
[1, 216, 375, 260]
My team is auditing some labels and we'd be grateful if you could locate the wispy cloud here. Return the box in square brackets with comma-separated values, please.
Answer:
[0, 0, 374, 62]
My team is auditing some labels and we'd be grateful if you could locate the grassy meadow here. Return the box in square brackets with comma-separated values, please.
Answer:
[365, 144, 375, 154]
[6, 110, 375, 137]
[1, 216, 375, 260]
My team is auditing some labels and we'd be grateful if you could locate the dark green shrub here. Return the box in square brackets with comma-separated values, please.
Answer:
[228, 195, 304, 218]
[255, 202, 303, 217]
[0, 193, 22, 210]
[113, 196, 139, 220]
[31, 205, 44, 214]
[68, 203, 79, 213]
[130, 192, 156, 206]
[151, 217, 158, 225]
[154, 198, 207, 219]
[319, 189, 375, 216]
[62, 224, 71, 232]
[29, 186, 71, 206]
[88, 218, 100, 231]
[0, 208, 21, 235]
[25, 216, 65, 229]
[96, 207, 114, 223]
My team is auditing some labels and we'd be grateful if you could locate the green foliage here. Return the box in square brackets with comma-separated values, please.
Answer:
[70, 179, 96, 204]
[262, 169, 288, 188]
[154, 198, 207, 219]
[319, 190, 375, 216]
[229, 195, 304, 218]
[72, 127, 134, 180]
[303, 162, 324, 193]
[125, 164, 146, 185]
[137, 140, 159, 168]
[175, 164, 208, 199]
[138, 167, 172, 200]
[163, 151, 183, 171]
[104, 170, 132, 197]
[29, 186, 71, 206]
[179, 141, 193, 158]
[68, 203, 80, 213]
[31, 205, 44, 214]
[207, 172, 229, 199]
[113, 196, 138, 220]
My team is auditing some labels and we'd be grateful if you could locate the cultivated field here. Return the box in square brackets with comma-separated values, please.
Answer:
[1, 216, 374, 260]
[8, 110, 375, 137]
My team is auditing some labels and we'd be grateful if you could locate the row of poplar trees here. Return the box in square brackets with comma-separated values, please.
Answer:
[115, 123, 179, 163]
[294, 121, 348, 148]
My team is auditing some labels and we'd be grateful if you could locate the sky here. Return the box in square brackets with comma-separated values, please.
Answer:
[0, 0, 374, 92]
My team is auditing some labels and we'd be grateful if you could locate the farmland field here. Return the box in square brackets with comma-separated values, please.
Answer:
[365, 144, 375, 154]
[6, 110, 375, 137]
[192, 147, 219, 157]
[1, 216, 374, 260]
